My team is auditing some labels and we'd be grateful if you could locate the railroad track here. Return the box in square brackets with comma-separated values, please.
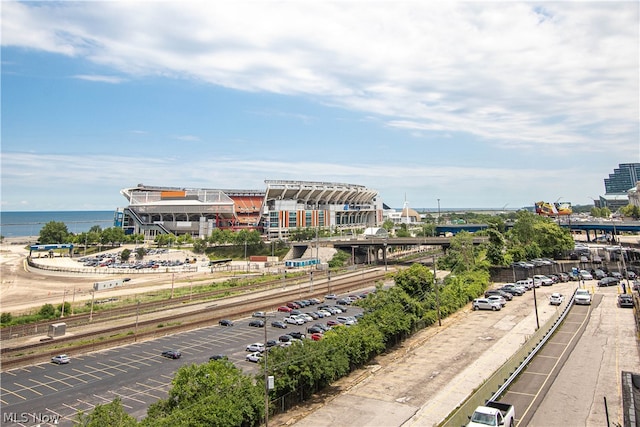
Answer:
[0, 269, 388, 370]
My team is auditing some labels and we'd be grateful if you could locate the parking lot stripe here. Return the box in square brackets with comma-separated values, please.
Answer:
[96, 361, 128, 373]
[85, 365, 116, 377]
[115, 389, 147, 405]
[45, 373, 83, 386]
[0, 386, 27, 401]
[28, 378, 58, 392]
[13, 381, 43, 396]
[122, 385, 162, 400]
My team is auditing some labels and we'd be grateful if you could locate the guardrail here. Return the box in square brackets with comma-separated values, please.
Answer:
[441, 290, 576, 427]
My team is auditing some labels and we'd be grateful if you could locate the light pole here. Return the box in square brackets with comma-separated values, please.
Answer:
[89, 290, 95, 322]
[383, 241, 388, 272]
[60, 289, 68, 318]
[432, 256, 441, 327]
[263, 314, 275, 427]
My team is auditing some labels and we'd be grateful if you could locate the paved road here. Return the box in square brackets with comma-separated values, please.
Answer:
[285, 281, 639, 427]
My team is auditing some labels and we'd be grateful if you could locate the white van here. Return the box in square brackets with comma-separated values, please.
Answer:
[516, 278, 533, 290]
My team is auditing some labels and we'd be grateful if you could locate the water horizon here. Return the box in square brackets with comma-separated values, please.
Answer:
[1, 210, 115, 238]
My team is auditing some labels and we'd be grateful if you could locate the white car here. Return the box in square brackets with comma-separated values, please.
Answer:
[284, 316, 304, 325]
[472, 298, 502, 311]
[51, 354, 70, 364]
[534, 275, 554, 286]
[579, 270, 593, 280]
[245, 352, 263, 363]
[549, 293, 564, 305]
[487, 295, 507, 307]
[245, 343, 265, 353]
[574, 289, 592, 305]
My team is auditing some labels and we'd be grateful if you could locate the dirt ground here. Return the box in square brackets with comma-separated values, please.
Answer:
[0, 239, 215, 315]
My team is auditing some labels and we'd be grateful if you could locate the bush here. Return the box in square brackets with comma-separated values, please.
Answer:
[0, 312, 12, 324]
[38, 303, 56, 318]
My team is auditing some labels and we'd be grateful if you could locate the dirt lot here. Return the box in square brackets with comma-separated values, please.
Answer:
[0, 239, 212, 315]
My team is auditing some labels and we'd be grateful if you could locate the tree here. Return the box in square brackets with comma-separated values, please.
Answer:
[382, 219, 395, 232]
[394, 263, 433, 298]
[101, 227, 126, 247]
[143, 360, 263, 427]
[39, 221, 70, 244]
[192, 238, 208, 254]
[438, 231, 476, 273]
[38, 303, 56, 318]
[75, 397, 137, 427]
[120, 248, 131, 262]
[485, 225, 506, 266]
[620, 204, 640, 220]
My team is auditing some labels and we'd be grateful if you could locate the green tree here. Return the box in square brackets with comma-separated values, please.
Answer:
[485, 226, 506, 265]
[1, 312, 13, 324]
[136, 247, 146, 260]
[143, 360, 263, 427]
[38, 221, 70, 244]
[38, 303, 56, 318]
[438, 231, 476, 273]
[75, 397, 137, 427]
[192, 238, 208, 254]
[382, 219, 395, 232]
[393, 263, 433, 298]
[620, 204, 640, 219]
[101, 227, 126, 247]
[120, 248, 131, 262]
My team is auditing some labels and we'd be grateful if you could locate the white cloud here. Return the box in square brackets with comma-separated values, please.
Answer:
[73, 74, 125, 83]
[2, 1, 637, 157]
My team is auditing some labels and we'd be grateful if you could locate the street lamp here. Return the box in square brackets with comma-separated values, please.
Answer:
[383, 241, 388, 271]
[263, 314, 275, 427]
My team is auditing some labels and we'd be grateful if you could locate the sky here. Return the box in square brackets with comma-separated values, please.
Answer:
[1, 1, 639, 212]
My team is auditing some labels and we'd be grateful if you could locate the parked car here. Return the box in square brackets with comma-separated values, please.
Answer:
[289, 331, 306, 340]
[515, 278, 533, 290]
[592, 269, 607, 280]
[336, 298, 352, 305]
[161, 350, 182, 359]
[487, 295, 507, 307]
[218, 319, 234, 326]
[549, 293, 564, 305]
[485, 289, 513, 301]
[500, 285, 523, 296]
[271, 321, 288, 329]
[252, 311, 266, 318]
[325, 294, 338, 299]
[307, 326, 324, 334]
[286, 302, 300, 309]
[598, 277, 619, 287]
[209, 354, 227, 361]
[278, 334, 293, 343]
[336, 315, 356, 325]
[574, 289, 592, 305]
[625, 270, 637, 280]
[557, 272, 570, 282]
[248, 319, 265, 327]
[618, 294, 635, 308]
[284, 316, 304, 325]
[533, 275, 554, 286]
[579, 270, 593, 280]
[277, 306, 292, 313]
[609, 271, 623, 279]
[245, 343, 265, 353]
[246, 352, 263, 363]
[310, 333, 323, 341]
[472, 298, 502, 311]
[51, 354, 70, 364]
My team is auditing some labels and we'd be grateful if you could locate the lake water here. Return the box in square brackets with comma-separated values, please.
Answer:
[0, 211, 115, 238]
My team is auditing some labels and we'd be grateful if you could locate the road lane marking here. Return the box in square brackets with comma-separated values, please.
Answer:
[13, 381, 42, 396]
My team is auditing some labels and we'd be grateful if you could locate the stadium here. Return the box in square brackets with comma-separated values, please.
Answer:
[116, 180, 384, 240]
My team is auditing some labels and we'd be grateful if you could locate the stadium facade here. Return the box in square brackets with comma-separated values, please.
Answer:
[116, 180, 383, 240]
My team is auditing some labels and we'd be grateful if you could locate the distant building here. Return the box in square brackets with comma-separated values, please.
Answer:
[598, 163, 640, 211]
[629, 182, 640, 207]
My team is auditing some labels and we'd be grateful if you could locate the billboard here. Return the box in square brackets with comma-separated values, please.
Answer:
[535, 201, 572, 216]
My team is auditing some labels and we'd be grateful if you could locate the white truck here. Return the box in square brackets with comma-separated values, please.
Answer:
[467, 401, 515, 427]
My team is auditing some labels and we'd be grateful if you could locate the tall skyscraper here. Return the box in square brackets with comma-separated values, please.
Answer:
[604, 163, 640, 194]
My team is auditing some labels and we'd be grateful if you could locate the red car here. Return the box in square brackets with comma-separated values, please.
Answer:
[286, 302, 300, 309]
[277, 306, 292, 313]
[311, 333, 323, 341]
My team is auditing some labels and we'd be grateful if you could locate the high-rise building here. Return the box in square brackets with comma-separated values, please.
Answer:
[599, 163, 640, 210]
[604, 163, 640, 194]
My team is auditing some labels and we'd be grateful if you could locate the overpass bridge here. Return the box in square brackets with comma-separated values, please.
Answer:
[291, 236, 487, 265]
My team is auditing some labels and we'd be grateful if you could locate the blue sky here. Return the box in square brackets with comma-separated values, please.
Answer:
[2, 1, 638, 212]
